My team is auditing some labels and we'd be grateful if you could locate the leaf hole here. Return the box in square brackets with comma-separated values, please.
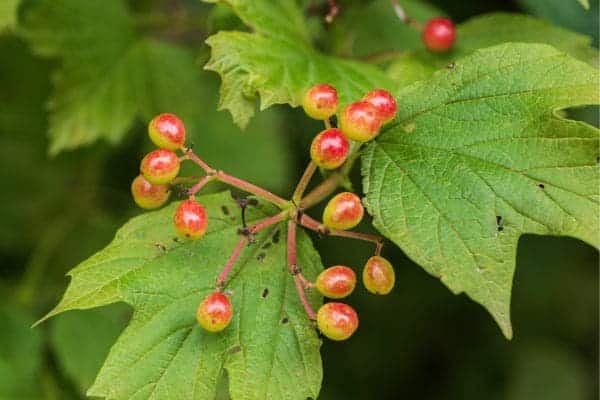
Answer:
[261, 288, 269, 298]
[262, 242, 272, 249]
[281, 317, 289, 324]
[446, 62, 456, 69]
[256, 252, 266, 262]
[228, 345, 242, 354]
[221, 205, 230, 215]
[272, 229, 281, 243]
[538, 183, 545, 189]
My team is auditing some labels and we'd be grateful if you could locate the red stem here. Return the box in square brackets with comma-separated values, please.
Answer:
[292, 161, 317, 204]
[216, 171, 289, 208]
[187, 175, 215, 196]
[288, 221, 317, 320]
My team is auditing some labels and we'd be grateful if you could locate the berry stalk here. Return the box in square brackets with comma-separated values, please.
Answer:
[187, 175, 215, 196]
[287, 221, 317, 320]
[292, 161, 317, 204]
[390, 0, 423, 29]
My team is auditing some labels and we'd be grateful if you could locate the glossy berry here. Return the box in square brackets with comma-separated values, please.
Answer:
[140, 149, 180, 185]
[130, 175, 171, 210]
[148, 113, 186, 150]
[339, 101, 382, 142]
[197, 292, 233, 333]
[362, 89, 397, 124]
[422, 17, 456, 52]
[323, 192, 364, 231]
[310, 128, 350, 169]
[173, 199, 208, 239]
[363, 256, 395, 295]
[302, 83, 338, 120]
[315, 266, 356, 299]
[317, 302, 359, 341]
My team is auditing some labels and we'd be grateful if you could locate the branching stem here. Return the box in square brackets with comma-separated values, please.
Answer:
[292, 161, 317, 204]
[288, 221, 317, 320]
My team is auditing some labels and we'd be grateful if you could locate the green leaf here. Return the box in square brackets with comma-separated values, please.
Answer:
[45, 192, 323, 399]
[578, 0, 590, 10]
[362, 43, 599, 338]
[0, 0, 18, 30]
[387, 13, 598, 87]
[21, 0, 209, 155]
[50, 304, 130, 395]
[204, 0, 396, 128]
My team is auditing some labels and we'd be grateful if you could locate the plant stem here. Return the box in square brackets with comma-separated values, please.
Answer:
[292, 161, 317, 204]
[187, 175, 215, 196]
[183, 148, 214, 173]
[217, 211, 289, 289]
[359, 49, 408, 64]
[288, 221, 317, 320]
[390, 0, 423, 30]
[299, 214, 384, 255]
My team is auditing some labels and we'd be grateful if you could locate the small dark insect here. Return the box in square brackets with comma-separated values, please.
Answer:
[538, 183, 545, 189]
[496, 216, 504, 232]
[261, 288, 269, 298]
[256, 252, 266, 262]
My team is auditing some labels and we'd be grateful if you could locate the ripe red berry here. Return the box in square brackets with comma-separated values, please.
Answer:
[173, 198, 208, 239]
[302, 83, 338, 120]
[148, 113, 186, 150]
[315, 266, 356, 299]
[140, 149, 180, 185]
[362, 89, 397, 124]
[130, 175, 171, 210]
[339, 101, 382, 142]
[422, 17, 456, 52]
[197, 292, 233, 332]
[317, 302, 359, 341]
[310, 128, 350, 169]
[323, 192, 364, 231]
[362, 256, 395, 295]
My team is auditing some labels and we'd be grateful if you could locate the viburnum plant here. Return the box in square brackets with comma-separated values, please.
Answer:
[34, 0, 599, 399]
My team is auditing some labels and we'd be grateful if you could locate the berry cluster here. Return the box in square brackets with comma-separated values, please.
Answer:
[131, 83, 398, 342]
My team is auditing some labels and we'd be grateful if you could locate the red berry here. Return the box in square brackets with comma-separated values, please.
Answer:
[130, 175, 171, 210]
[197, 292, 233, 332]
[148, 113, 186, 150]
[323, 192, 364, 231]
[339, 101, 382, 142]
[140, 149, 180, 185]
[362, 89, 397, 124]
[362, 256, 395, 295]
[315, 266, 356, 299]
[317, 302, 359, 341]
[422, 17, 456, 52]
[310, 128, 350, 169]
[302, 84, 338, 120]
[173, 199, 208, 239]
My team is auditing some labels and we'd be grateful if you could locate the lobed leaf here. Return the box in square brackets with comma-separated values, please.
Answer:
[45, 192, 323, 400]
[363, 43, 600, 338]
[0, 0, 18, 30]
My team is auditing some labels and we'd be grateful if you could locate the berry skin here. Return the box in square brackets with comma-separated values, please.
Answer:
[323, 192, 364, 231]
[422, 17, 456, 52]
[140, 149, 180, 185]
[310, 128, 350, 169]
[148, 113, 186, 150]
[362, 89, 397, 124]
[302, 84, 338, 120]
[339, 101, 382, 142]
[173, 198, 208, 239]
[317, 302, 359, 341]
[197, 292, 233, 333]
[362, 256, 395, 295]
[131, 175, 171, 209]
[315, 266, 356, 299]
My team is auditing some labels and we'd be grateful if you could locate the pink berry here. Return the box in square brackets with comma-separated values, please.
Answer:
[310, 128, 350, 169]
[317, 302, 359, 341]
[315, 266, 356, 299]
[302, 84, 338, 120]
[130, 175, 171, 209]
[140, 149, 180, 185]
[339, 101, 382, 142]
[362, 256, 395, 295]
[148, 113, 186, 150]
[173, 199, 208, 240]
[362, 89, 397, 124]
[197, 292, 233, 332]
[422, 17, 456, 52]
[323, 192, 364, 231]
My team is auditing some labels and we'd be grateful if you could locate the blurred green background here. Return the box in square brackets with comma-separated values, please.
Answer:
[0, 0, 597, 399]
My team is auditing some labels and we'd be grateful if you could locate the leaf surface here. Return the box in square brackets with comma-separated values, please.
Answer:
[362, 43, 600, 337]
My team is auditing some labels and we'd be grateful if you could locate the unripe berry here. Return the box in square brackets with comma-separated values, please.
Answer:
[422, 17, 456, 52]
[362, 256, 395, 295]
[173, 199, 208, 239]
[323, 192, 364, 231]
[310, 128, 349, 169]
[339, 101, 382, 142]
[315, 266, 356, 299]
[197, 292, 233, 333]
[140, 149, 180, 185]
[148, 113, 186, 150]
[317, 302, 359, 341]
[302, 84, 338, 120]
[362, 89, 397, 124]
[131, 175, 171, 210]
